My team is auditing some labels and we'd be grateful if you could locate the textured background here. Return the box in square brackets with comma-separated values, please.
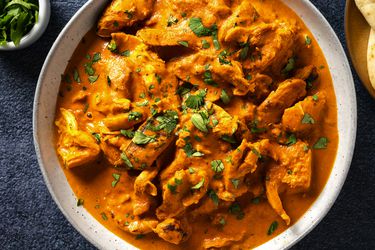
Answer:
[0, 0, 374, 249]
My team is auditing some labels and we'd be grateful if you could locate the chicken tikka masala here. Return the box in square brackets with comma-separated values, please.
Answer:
[54, 0, 338, 249]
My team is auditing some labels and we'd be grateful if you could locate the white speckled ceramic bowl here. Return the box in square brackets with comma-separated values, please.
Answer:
[33, 0, 357, 249]
[0, 0, 51, 51]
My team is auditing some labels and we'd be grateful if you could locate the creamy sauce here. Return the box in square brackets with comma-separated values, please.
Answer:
[55, 0, 338, 249]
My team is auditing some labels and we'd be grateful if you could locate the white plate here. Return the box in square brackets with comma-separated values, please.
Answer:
[33, 0, 357, 249]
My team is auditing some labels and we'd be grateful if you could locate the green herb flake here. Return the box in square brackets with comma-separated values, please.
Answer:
[229, 202, 245, 220]
[167, 183, 177, 194]
[84, 62, 95, 76]
[121, 50, 131, 57]
[194, 135, 202, 142]
[121, 129, 135, 139]
[83, 103, 89, 114]
[191, 113, 208, 133]
[101, 212, 108, 221]
[125, 10, 133, 19]
[220, 89, 231, 104]
[208, 189, 219, 206]
[77, 198, 84, 207]
[167, 15, 178, 27]
[92, 133, 101, 143]
[221, 135, 237, 144]
[73, 69, 81, 83]
[128, 111, 142, 121]
[239, 43, 250, 61]
[111, 173, 121, 187]
[219, 217, 226, 226]
[92, 52, 101, 62]
[183, 142, 196, 157]
[202, 39, 210, 49]
[231, 178, 240, 189]
[155, 74, 162, 84]
[203, 65, 218, 87]
[136, 100, 149, 107]
[121, 152, 134, 169]
[301, 113, 315, 124]
[181, 12, 187, 18]
[313, 137, 328, 149]
[267, 221, 278, 235]
[191, 178, 205, 190]
[107, 40, 117, 52]
[135, 234, 145, 240]
[88, 75, 99, 84]
[189, 17, 214, 37]
[185, 89, 206, 109]
[252, 197, 260, 204]
[178, 40, 189, 47]
[282, 57, 296, 74]
[305, 35, 312, 45]
[251, 148, 262, 159]
[312, 94, 319, 101]
[211, 160, 224, 173]
[188, 167, 195, 174]
[286, 134, 297, 146]
[132, 131, 156, 145]
[218, 50, 232, 65]
[192, 151, 204, 157]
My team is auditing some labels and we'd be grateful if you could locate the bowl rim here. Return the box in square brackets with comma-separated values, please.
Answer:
[0, 0, 51, 51]
[33, 0, 357, 249]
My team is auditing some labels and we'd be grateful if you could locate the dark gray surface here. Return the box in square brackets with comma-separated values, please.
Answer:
[0, 0, 374, 249]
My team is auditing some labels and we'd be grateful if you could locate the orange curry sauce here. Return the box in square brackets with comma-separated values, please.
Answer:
[55, 0, 338, 249]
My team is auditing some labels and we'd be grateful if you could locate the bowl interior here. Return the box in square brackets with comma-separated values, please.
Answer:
[33, 0, 357, 249]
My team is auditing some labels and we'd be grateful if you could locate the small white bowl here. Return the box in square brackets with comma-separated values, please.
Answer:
[0, 0, 51, 51]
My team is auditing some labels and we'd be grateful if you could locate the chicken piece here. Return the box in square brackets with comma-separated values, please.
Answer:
[294, 65, 319, 82]
[97, 0, 155, 37]
[102, 108, 146, 131]
[257, 79, 307, 126]
[170, 51, 252, 96]
[133, 166, 159, 216]
[248, 22, 297, 75]
[137, 21, 201, 50]
[106, 33, 179, 101]
[100, 134, 130, 166]
[203, 232, 245, 249]
[121, 110, 178, 170]
[138, 0, 231, 48]
[156, 169, 209, 220]
[219, 0, 261, 44]
[218, 139, 268, 201]
[208, 102, 239, 139]
[264, 141, 312, 225]
[126, 219, 159, 234]
[250, 74, 273, 101]
[282, 92, 327, 135]
[153, 218, 192, 245]
[55, 108, 100, 168]
[159, 150, 188, 183]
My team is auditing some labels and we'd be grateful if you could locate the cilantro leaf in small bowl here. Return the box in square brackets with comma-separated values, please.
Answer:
[0, 0, 50, 50]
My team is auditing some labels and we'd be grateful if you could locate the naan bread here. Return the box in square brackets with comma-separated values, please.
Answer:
[355, 0, 375, 29]
[367, 29, 375, 89]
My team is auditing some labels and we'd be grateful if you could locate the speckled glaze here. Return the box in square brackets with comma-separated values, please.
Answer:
[33, 0, 357, 249]
[0, 0, 51, 51]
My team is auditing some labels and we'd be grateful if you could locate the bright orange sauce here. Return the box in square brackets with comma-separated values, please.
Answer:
[55, 0, 338, 249]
